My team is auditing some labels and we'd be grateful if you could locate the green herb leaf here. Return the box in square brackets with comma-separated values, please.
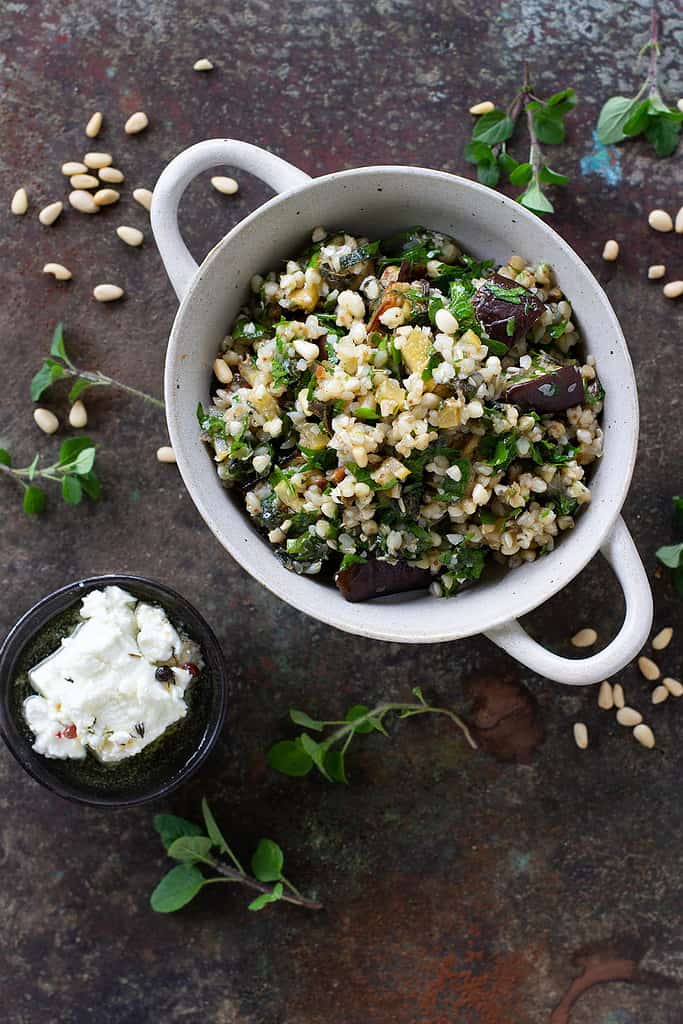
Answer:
[167, 835, 214, 864]
[31, 361, 64, 401]
[539, 165, 569, 186]
[23, 485, 46, 515]
[201, 798, 230, 854]
[50, 322, 68, 361]
[596, 96, 641, 145]
[345, 704, 381, 734]
[531, 107, 566, 145]
[644, 114, 681, 157]
[267, 738, 314, 776]
[248, 881, 283, 911]
[61, 475, 82, 505]
[73, 447, 96, 475]
[150, 863, 205, 913]
[508, 162, 533, 186]
[79, 471, 101, 500]
[517, 182, 554, 215]
[544, 88, 577, 115]
[472, 110, 514, 145]
[68, 378, 92, 403]
[299, 733, 332, 780]
[673, 496, 683, 530]
[58, 437, 94, 466]
[251, 839, 284, 882]
[324, 749, 348, 783]
[154, 813, 205, 851]
[289, 709, 324, 732]
[26, 455, 39, 481]
[656, 542, 683, 570]
[0, 449, 11, 467]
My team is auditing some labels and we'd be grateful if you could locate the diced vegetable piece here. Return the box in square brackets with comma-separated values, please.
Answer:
[436, 397, 461, 428]
[376, 377, 406, 416]
[274, 479, 303, 511]
[505, 365, 585, 411]
[401, 327, 432, 375]
[335, 558, 432, 602]
[472, 273, 545, 345]
[298, 422, 329, 450]
[371, 456, 410, 486]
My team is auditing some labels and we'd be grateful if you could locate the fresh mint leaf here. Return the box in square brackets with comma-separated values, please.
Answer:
[167, 835, 213, 864]
[345, 704, 380, 734]
[73, 447, 96, 475]
[79, 471, 101, 500]
[596, 96, 641, 145]
[251, 839, 284, 882]
[23, 485, 46, 515]
[656, 542, 683, 569]
[201, 798, 230, 855]
[509, 162, 533, 186]
[267, 738, 314, 776]
[622, 98, 651, 136]
[324, 749, 348, 783]
[31, 361, 64, 401]
[539, 165, 569, 186]
[61, 475, 82, 505]
[472, 110, 514, 145]
[58, 437, 94, 465]
[0, 449, 11, 467]
[644, 114, 681, 157]
[530, 107, 565, 144]
[50, 322, 68, 361]
[151, 863, 205, 913]
[248, 882, 283, 911]
[518, 182, 554, 215]
[154, 813, 205, 850]
[289, 709, 324, 732]
[68, 378, 92, 403]
[299, 733, 332, 780]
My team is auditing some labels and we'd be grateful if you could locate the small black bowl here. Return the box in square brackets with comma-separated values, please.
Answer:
[0, 574, 228, 807]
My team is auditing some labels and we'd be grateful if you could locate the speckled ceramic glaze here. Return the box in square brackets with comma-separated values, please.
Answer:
[152, 139, 652, 685]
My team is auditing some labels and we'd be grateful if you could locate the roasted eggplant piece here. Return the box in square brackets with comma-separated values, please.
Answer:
[506, 365, 585, 412]
[335, 558, 431, 602]
[472, 273, 545, 345]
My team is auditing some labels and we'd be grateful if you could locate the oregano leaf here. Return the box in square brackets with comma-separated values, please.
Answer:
[50, 322, 68, 361]
[267, 739, 314, 777]
[154, 813, 205, 850]
[68, 378, 92, 403]
[23, 485, 46, 515]
[472, 110, 514, 145]
[289, 709, 324, 732]
[61, 475, 82, 505]
[151, 863, 205, 913]
[596, 96, 641, 145]
[167, 835, 213, 863]
[0, 449, 11, 467]
[248, 882, 283, 912]
[201, 797, 230, 854]
[251, 839, 284, 882]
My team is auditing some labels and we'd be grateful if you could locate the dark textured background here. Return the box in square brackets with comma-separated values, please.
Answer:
[1, 2, 683, 1022]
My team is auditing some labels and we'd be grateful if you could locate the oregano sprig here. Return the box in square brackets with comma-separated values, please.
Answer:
[31, 323, 164, 408]
[596, 5, 682, 157]
[0, 436, 100, 514]
[465, 64, 575, 216]
[150, 798, 322, 914]
[267, 687, 477, 784]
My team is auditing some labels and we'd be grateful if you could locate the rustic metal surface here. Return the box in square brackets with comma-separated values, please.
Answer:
[1, 2, 682, 1022]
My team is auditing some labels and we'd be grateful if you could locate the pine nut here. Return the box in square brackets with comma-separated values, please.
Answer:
[38, 201, 63, 226]
[663, 281, 683, 299]
[84, 152, 113, 169]
[85, 112, 103, 138]
[43, 263, 72, 281]
[652, 626, 673, 651]
[293, 339, 319, 362]
[99, 167, 124, 184]
[648, 264, 666, 279]
[571, 628, 597, 648]
[70, 173, 99, 189]
[156, 445, 176, 463]
[601, 239, 619, 261]
[116, 225, 144, 247]
[133, 187, 153, 211]
[194, 58, 214, 71]
[663, 677, 683, 697]
[68, 400, 88, 428]
[93, 188, 120, 206]
[69, 190, 99, 214]
[573, 722, 588, 749]
[124, 111, 149, 134]
[638, 656, 660, 681]
[612, 683, 625, 709]
[675, 206, 683, 234]
[34, 408, 59, 434]
[93, 283, 124, 302]
[435, 308, 459, 335]
[11, 188, 28, 215]
[469, 100, 495, 115]
[61, 161, 87, 176]
[648, 209, 673, 232]
[211, 175, 239, 195]
[597, 680, 613, 710]
[651, 685, 669, 705]
[213, 357, 233, 384]
[633, 723, 655, 749]
[616, 706, 642, 727]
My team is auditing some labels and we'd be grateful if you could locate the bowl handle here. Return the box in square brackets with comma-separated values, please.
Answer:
[484, 516, 653, 685]
[151, 139, 312, 301]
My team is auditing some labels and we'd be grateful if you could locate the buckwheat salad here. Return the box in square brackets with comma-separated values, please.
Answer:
[198, 226, 604, 602]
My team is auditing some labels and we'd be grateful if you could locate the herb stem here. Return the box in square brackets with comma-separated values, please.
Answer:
[208, 858, 322, 910]
[324, 701, 477, 751]
[63, 366, 165, 409]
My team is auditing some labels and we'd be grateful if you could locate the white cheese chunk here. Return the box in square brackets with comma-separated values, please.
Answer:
[23, 585, 196, 763]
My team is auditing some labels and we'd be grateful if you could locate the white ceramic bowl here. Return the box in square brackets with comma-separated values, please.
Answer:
[152, 139, 653, 685]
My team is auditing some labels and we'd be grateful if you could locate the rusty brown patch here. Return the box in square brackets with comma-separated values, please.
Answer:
[466, 676, 544, 764]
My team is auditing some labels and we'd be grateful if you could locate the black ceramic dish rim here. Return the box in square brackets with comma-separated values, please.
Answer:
[0, 574, 229, 808]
